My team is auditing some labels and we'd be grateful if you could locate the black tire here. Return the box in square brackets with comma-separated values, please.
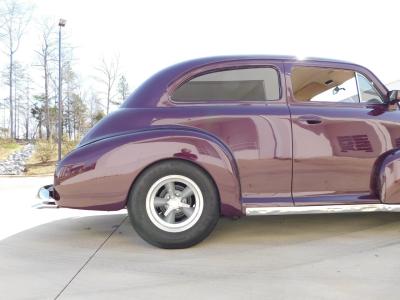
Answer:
[127, 160, 220, 249]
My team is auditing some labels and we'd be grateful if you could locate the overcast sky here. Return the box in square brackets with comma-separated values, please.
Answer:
[1, 0, 400, 102]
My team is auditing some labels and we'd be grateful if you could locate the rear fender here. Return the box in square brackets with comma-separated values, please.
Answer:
[55, 128, 242, 216]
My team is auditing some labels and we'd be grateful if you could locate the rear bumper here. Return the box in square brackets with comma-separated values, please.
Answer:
[33, 184, 59, 209]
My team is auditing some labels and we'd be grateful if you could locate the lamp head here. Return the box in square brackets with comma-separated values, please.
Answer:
[59, 19, 66, 27]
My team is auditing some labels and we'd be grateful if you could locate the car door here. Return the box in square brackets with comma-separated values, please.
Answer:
[167, 61, 293, 206]
[285, 61, 400, 205]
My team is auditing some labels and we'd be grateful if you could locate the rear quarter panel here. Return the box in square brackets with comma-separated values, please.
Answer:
[55, 129, 242, 216]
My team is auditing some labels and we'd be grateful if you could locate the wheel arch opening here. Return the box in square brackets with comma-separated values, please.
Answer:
[125, 157, 222, 214]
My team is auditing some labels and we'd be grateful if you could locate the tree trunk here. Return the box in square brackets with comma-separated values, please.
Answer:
[38, 110, 42, 139]
[106, 86, 110, 115]
[9, 52, 14, 139]
[26, 91, 29, 140]
[67, 94, 71, 139]
[73, 114, 76, 140]
[25, 120, 28, 140]
[14, 81, 18, 139]
[44, 52, 50, 140]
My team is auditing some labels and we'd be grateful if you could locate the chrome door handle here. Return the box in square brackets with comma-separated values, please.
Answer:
[297, 115, 322, 125]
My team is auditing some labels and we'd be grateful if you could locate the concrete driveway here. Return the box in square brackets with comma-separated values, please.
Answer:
[1, 176, 400, 300]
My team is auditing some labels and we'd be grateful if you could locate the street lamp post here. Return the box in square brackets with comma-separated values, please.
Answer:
[58, 18, 66, 162]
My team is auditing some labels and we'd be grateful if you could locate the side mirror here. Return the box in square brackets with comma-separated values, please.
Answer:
[388, 90, 400, 105]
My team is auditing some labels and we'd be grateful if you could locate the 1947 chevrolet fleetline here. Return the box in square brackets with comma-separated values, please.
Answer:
[37, 55, 400, 248]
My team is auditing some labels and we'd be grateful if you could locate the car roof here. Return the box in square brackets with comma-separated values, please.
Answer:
[121, 55, 355, 108]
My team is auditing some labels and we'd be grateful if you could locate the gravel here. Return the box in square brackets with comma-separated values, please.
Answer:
[0, 144, 34, 175]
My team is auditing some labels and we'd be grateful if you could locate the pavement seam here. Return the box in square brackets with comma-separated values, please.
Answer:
[54, 216, 128, 300]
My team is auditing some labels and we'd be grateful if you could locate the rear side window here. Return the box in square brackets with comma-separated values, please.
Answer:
[171, 67, 280, 102]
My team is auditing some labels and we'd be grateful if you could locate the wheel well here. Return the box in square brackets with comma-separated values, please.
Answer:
[126, 158, 221, 209]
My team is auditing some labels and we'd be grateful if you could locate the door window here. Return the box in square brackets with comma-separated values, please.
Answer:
[291, 66, 383, 104]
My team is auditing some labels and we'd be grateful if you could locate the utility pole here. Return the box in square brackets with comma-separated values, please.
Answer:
[58, 18, 66, 161]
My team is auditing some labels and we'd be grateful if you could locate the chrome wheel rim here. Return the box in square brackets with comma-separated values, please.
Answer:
[146, 175, 204, 232]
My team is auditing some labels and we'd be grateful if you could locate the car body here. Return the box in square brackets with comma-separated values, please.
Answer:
[38, 55, 400, 248]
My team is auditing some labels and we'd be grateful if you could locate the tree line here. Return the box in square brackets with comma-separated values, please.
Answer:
[0, 0, 130, 141]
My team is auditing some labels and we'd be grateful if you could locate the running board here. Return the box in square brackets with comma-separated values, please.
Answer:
[245, 204, 400, 216]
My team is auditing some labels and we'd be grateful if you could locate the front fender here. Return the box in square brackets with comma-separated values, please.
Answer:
[54, 129, 242, 216]
[377, 149, 400, 204]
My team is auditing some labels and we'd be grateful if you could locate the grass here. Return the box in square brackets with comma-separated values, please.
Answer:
[25, 139, 78, 176]
[25, 152, 57, 176]
[0, 139, 23, 161]
[0, 138, 77, 176]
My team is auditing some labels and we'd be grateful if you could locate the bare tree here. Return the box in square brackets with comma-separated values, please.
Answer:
[116, 74, 129, 105]
[1, 59, 25, 138]
[87, 90, 104, 127]
[0, 0, 32, 139]
[34, 20, 57, 140]
[0, 98, 8, 137]
[71, 92, 87, 140]
[21, 67, 32, 139]
[12, 61, 26, 138]
[95, 55, 119, 115]
[61, 62, 78, 139]
[31, 95, 44, 139]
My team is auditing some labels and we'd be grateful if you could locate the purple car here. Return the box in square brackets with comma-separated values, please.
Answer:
[37, 55, 400, 248]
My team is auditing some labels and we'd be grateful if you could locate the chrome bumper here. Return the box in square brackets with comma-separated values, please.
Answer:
[33, 184, 59, 209]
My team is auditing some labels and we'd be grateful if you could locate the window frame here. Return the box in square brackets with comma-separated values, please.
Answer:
[168, 63, 284, 105]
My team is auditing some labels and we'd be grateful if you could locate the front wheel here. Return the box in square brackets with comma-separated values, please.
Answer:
[127, 160, 220, 249]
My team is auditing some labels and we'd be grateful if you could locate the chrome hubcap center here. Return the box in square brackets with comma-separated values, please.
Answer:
[164, 193, 190, 216]
[167, 197, 183, 210]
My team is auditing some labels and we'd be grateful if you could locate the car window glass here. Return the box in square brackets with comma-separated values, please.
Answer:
[172, 67, 280, 102]
[310, 77, 359, 103]
[356, 73, 384, 104]
[291, 66, 360, 103]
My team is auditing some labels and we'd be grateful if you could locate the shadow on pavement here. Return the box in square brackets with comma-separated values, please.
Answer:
[1, 212, 400, 299]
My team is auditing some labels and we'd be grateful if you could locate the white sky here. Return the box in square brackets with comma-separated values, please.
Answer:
[1, 0, 400, 102]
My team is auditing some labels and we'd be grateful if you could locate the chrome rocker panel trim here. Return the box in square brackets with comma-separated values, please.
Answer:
[245, 204, 400, 216]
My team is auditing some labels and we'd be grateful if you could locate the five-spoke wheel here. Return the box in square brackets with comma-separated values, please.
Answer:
[146, 175, 204, 232]
[128, 160, 219, 248]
